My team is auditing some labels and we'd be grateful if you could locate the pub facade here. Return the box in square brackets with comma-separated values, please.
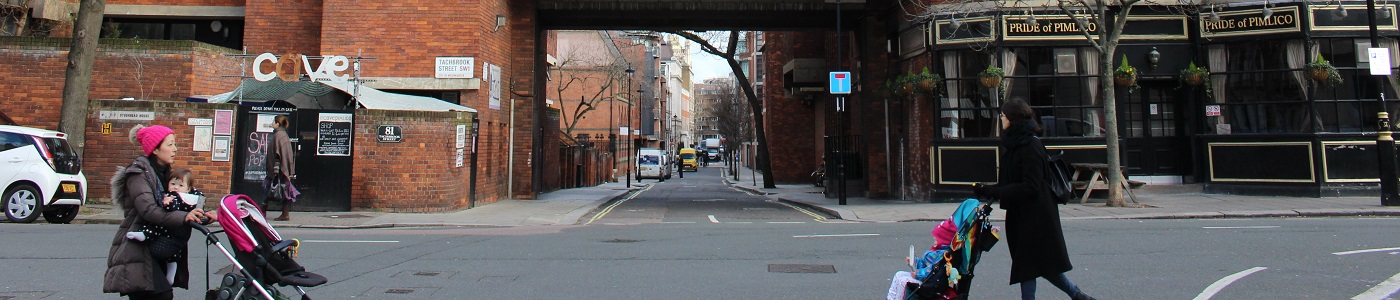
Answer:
[911, 1, 1399, 197]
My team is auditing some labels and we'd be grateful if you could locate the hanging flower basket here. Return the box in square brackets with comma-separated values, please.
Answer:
[918, 77, 937, 93]
[1183, 73, 1205, 86]
[1114, 55, 1138, 87]
[1309, 67, 1331, 81]
[1306, 54, 1344, 87]
[978, 65, 1004, 89]
[1180, 61, 1208, 87]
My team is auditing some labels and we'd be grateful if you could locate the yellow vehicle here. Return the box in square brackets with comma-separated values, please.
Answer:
[679, 148, 699, 171]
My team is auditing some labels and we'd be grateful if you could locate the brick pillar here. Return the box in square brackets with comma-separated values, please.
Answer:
[763, 32, 822, 184]
[510, 0, 541, 199]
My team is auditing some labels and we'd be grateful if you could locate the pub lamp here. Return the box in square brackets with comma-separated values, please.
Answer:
[1335, 3, 1349, 19]
[1148, 47, 1161, 70]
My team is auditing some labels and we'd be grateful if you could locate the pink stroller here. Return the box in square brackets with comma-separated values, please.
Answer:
[191, 194, 326, 300]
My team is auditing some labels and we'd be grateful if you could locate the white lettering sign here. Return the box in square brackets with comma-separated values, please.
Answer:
[98, 110, 155, 121]
[252, 53, 351, 83]
[435, 57, 475, 78]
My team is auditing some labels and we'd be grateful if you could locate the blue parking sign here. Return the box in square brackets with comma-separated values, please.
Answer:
[830, 71, 851, 94]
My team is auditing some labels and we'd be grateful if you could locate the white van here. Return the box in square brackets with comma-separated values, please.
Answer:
[636, 148, 672, 179]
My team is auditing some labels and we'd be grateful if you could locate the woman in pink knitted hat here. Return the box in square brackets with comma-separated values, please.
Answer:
[104, 124, 215, 299]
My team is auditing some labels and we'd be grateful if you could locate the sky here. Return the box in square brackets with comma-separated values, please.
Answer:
[688, 40, 731, 84]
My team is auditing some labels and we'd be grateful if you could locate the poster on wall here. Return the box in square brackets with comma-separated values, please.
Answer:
[316, 113, 354, 156]
[489, 64, 502, 110]
[456, 124, 467, 167]
[214, 110, 234, 135]
[193, 126, 213, 152]
[256, 114, 277, 133]
[212, 136, 231, 161]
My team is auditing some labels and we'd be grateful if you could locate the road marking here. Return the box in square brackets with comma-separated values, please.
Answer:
[768, 221, 807, 224]
[1334, 247, 1400, 256]
[693, 199, 725, 202]
[661, 221, 697, 224]
[771, 200, 829, 222]
[708, 215, 720, 223]
[1353, 272, 1400, 300]
[793, 233, 880, 238]
[1202, 226, 1280, 229]
[1193, 267, 1267, 300]
[300, 240, 399, 243]
[586, 185, 654, 225]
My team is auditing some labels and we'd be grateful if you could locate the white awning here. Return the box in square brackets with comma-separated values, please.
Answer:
[320, 80, 476, 112]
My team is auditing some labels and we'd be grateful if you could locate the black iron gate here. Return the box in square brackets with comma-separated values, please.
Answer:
[231, 106, 353, 211]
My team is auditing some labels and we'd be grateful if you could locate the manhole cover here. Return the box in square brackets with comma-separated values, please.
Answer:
[602, 238, 642, 243]
[768, 264, 836, 273]
[324, 214, 372, 219]
[385, 288, 415, 294]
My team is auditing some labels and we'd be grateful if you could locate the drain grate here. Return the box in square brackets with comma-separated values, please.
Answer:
[768, 264, 836, 273]
[385, 288, 415, 294]
[413, 271, 441, 277]
[602, 238, 642, 243]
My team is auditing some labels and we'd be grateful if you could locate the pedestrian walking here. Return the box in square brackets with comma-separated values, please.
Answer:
[105, 124, 216, 299]
[265, 115, 299, 221]
[973, 98, 1096, 300]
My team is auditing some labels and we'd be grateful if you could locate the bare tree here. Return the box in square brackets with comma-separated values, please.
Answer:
[0, 1, 29, 36]
[712, 81, 753, 180]
[551, 31, 629, 141]
[121, 53, 159, 100]
[898, 0, 1195, 207]
[665, 30, 776, 188]
[59, 0, 103, 155]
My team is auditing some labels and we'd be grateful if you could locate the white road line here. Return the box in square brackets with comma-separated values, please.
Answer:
[793, 233, 880, 238]
[1202, 226, 1280, 229]
[299, 240, 399, 243]
[708, 214, 720, 223]
[1353, 272, 1400, 300]
[1334, 247, 1400, 256]
[1194, 267, 1267, 300]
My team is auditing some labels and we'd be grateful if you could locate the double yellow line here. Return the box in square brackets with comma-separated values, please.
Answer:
[585, 184, 654, 225]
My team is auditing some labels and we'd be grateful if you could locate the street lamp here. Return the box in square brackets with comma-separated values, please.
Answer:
[625, 66, 635, 188]
[1365, 0, 1400, 205]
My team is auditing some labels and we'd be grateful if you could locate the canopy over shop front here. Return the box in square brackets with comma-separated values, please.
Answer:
[206, 79, 476, 113]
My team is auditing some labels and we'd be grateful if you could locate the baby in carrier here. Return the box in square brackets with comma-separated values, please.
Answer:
[125, 168, 201, 284]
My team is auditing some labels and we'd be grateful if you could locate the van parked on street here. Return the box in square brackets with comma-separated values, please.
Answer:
[637, 148, 672, 179]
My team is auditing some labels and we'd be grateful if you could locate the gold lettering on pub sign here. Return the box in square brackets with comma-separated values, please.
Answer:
[1203, 14, 1296, 31]
[1006, 21, 1098, 34]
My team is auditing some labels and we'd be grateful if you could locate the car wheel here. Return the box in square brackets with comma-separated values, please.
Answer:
[43, 205, 79, 224]
[5, 185, 43, 223]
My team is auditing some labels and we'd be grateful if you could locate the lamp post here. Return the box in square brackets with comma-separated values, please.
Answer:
[1366, 0, 1400, 205]
[625, 66, 635, 188]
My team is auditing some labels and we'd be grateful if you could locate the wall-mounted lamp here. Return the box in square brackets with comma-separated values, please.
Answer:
[1334, 3, 1349, 19]
[1262, 0, 1274, 18]
[1209, 5, 1221, 22]
[1025, 10, 1038, 24]
[493, 14, 507, 32]
[1148, 47, 1161, 70]
[948, 18, 962, 29]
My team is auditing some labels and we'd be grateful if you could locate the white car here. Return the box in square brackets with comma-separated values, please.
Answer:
[0, 125, 86, 223]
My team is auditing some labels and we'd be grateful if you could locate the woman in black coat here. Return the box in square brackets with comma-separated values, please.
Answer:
[975, 99, 1096, 300]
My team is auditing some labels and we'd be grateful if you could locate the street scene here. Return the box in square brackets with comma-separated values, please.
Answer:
[5, 0, 1400, 299]
[3, 165, 1400, 299]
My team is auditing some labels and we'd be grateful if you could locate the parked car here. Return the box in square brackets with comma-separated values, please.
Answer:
[0, 125, 86, 223]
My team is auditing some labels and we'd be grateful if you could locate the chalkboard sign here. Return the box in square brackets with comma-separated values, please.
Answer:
[317, 113, 353, 156]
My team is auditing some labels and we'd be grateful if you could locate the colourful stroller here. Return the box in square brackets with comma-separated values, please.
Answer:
[191, 194, 327, 300]
[899, 199, 1000, 300]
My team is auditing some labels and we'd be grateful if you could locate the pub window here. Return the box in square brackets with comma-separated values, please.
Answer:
[938, 49, 997, 139]
[1312, 38, 1400, 133]
[101, 18, 244, 50]
[1206, 40, 1308, 134]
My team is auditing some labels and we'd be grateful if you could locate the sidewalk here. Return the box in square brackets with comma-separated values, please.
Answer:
[720, 165, 1400, 222]
[74, 166, 1400, 228]
[74, 180, 644, 228]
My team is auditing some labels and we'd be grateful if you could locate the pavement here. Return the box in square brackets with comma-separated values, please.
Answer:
[72, 165, 1400, 228]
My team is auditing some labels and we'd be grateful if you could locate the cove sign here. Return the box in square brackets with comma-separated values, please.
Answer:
[252, 53, 352, 84]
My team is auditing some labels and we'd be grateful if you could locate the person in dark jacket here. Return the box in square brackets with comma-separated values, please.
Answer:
[104, 124, 215, 299]
[974, 98, 1096, 300]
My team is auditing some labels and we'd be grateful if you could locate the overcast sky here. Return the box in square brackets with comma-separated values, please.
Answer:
[688, 40, 731, 84]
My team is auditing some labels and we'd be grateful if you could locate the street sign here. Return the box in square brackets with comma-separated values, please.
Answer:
[377, 125, 403, 143]
[829, 71, 852, 94]
[1370, 48, 1392, 76]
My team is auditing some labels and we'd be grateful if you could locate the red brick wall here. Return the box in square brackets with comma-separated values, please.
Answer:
[245, 0, 322, 55]
[83, 100, 240, 205]
[509, 0, 540, 198]
[762, 32, 821, 184]
[352, 109, 481, 212]
[0, 38, 240, 131]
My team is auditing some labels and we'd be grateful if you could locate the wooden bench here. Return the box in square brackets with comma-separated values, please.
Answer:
[1069, 163, 1141, 204]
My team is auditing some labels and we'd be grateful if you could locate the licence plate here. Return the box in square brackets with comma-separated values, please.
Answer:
[61, 183, 77, 193]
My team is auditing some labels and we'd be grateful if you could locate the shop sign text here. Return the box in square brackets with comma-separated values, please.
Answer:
[253, 53, 352, 84]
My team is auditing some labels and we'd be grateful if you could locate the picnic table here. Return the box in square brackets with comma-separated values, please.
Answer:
[1069, 163, 1143, 204]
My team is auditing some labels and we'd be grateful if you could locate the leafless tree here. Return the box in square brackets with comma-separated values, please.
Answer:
[665, 30, 776, 188]
[59, 0, 103, 155]
[120, 52, 159, 100]
[711, 81, 753, 180]
[551, 31, 630, 141]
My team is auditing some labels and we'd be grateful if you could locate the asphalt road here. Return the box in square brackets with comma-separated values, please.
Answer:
[2, 167, 1398, 299]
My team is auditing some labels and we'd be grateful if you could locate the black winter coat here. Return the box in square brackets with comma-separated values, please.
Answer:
[982, 120, 1073, 284]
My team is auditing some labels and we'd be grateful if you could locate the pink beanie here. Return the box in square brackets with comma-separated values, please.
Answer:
[931, 219, 957, 249]
[131, 125, 174, 156]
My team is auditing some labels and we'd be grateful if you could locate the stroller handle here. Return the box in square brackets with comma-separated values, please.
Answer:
[189, 221, 212, 235]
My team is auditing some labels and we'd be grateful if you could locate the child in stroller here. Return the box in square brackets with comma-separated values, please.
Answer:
[888, 199, 1000, 300]
[191, 194, 326, 300]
